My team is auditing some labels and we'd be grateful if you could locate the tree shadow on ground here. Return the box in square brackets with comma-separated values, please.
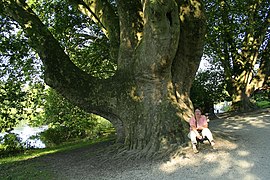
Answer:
[1, 108, 269, 179]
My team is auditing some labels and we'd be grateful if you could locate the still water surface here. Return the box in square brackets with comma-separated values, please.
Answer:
[0, 124, 47, 148]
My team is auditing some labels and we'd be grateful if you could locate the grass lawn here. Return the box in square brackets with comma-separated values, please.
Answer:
[0, 161, 55, 180]
[0, 136, 114, 180]
[256, 100, 270, 108]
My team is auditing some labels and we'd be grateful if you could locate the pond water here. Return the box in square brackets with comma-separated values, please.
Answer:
[0, 125, 48, 148]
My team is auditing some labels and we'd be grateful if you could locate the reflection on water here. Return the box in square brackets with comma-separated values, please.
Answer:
[0, 125, 48, 148]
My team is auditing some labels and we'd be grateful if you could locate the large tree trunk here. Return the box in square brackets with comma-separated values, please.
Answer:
[254, 41, 270, 88]
[1, 0, 205, 157]
[216, 0, 270, 112]
[229, 35, 267, 111]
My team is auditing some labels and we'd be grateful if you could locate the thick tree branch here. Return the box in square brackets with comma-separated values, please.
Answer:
[172, 0, 206, 95]
[0, 0, 121, 118]
[261, 41, 270, 86]
[253, 41, 270, 87]
[116, 0, 144, 69]
[233, 6, 270, 93]
[69, 0, 120, 61]
[133, 0, 180, 78]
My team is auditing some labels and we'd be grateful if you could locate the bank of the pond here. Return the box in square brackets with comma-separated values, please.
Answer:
[0, 136, 114, 165]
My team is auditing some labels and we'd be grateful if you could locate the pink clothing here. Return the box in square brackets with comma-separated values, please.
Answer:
[189, 115, 207, 131]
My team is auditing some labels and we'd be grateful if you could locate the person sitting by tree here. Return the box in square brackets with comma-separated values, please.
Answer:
[188, 107, 215, 153]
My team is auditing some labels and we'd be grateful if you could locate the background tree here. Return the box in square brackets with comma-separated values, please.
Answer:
[0, 15, 44, 132]
[190, 64, 229, 115]
[1, 0, 206, 157]
[0, 80, 26, 132]
[205, 0, 270, 111]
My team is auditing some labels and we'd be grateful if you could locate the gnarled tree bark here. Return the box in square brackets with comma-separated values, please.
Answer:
[1, 0, 205, 157]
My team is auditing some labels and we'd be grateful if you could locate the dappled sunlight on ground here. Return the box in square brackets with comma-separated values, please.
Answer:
[158, 140, 239, 176]
[237, 150, 250, 156]
[216, 110, 270, 132]
[244, 117, 268, 128]
[157, 138, 259, 179]
[156, 109, 270, 179]
[5, 109, 268, 180]
[235, 159, 254, 169]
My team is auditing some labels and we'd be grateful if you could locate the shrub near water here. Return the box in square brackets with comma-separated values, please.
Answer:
[40, 117, 115, 146]
[39, 88, 115, 146]
[39, 126, 71, 146]
[0, 133, 25, 157]
[40, 124, 90, 146]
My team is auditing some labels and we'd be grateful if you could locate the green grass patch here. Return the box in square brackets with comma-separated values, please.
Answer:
[0, 161, 55, 180]
[256, 100, 270, 108]
[0, 135, 114, 165]
[0, 136, 115, 179]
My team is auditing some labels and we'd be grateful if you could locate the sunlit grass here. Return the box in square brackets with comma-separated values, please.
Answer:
[0, 135, 114, 165]
[256, 100, 270, 108]
[0, 133, 115, 180]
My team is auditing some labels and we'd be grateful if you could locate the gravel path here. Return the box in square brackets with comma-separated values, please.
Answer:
[36, 108, 270, 180]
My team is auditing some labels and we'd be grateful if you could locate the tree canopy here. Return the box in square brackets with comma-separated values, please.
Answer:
[1, 0, 269, 157]
[205, 0, 270, 110]
[1, 0, 207, 157]
[190, 66, 229, 114]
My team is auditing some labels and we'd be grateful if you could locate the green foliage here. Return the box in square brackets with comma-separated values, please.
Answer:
[190, 67, 230, 112]
[0, 81, 26, 132]
[0, 0, 115, 134]
[251, 88, 270, 108]
[0, 14, 45, 132]
[31, 0, 116, 78]
[23, 83, 47, 127]
[0, 81, 46, 133]
[204, 0, 270, 100]
[0, 133, 24, 157]
[205, 0, 270, 59]
[0, 16, 42, 82]
[220, 104, 232, 112]
[252, 88, 270, 101]
[40, 126, 76, 145]
[256, 100, 270, 108]
[40, 88, 114, 146]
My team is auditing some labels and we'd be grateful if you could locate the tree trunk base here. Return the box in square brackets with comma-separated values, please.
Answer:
[103, 137, 189, 161]
[231, 100, 257, 112]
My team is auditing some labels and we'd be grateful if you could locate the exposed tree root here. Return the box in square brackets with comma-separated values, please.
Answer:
[95, 139, 190, 167]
